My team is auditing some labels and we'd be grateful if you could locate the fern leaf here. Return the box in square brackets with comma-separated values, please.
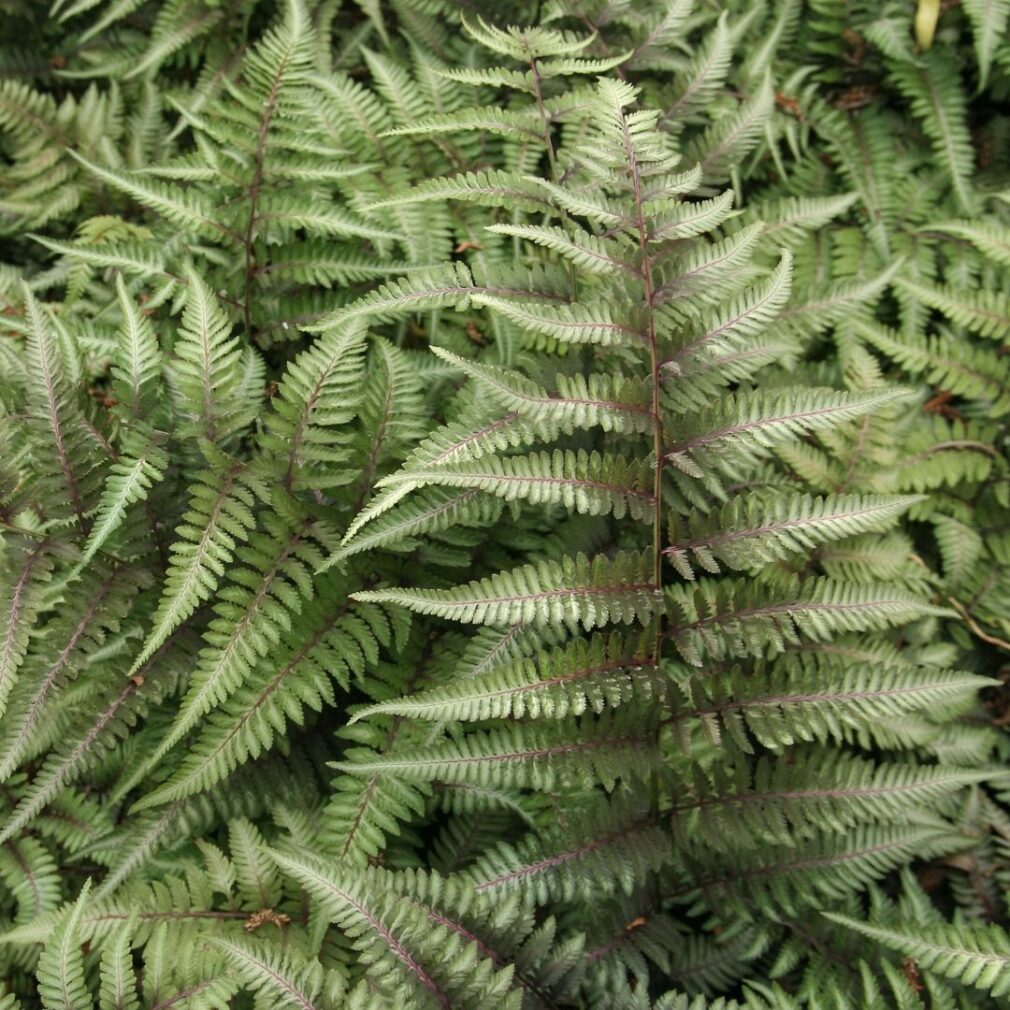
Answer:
[430, 347, 654, 435]
[932, 515, 984, 588]
[258, 325, 367, 490]
[667, 388, 910, 475]
[486, 223, 636, 277]
[209, 935, 334, 1010]
[269, 850, 520, 1009]
[323, 760, 431, 864]
[662, 12, 732, 122]
[0, 835, 61, 924]
[0, 537, 57, 723]
[688, 72, 773, 183]
[396, 449, 655, 522]
[352, 632, 661, 723]
[354, 551, 661, 629]
[332, 714, 658, 791]
[667, 578, 951, 665]
[754, 193, 859, 247]
[69, 152, 228, 241]
[140, 507, 325, 772]
[687, 823, 965, 914]
[824, 915, 1010, 997]
[132, 593, 389, 807]
[310, 262, 475, 332]
[0, 631, 192, 845]
[111, 274, 164, 422]
[854, 319, 1010, 415]
[925, 219, 1010, 266]
[472, 295, 647, 347]
[98, 919, 139, 1010]
[338, 407, 555, 546]
[171, 269, 262, 444]
[73, 448, 167, 574]
[367, 170, 551, 213]
[663, 252, 792, 375]
[0, 565, 147, 782]
[330, 489, 503, 564]
[37, 880, 94, 1010]
[128, 453, 261, 675]
[650, 191, 736, 242]
[464, 797, 667, 903]
[30, 234, 166, 279]
[22, 287, 101, 528]
[889, 53, 974, 212]
[962, 0, 1010, 88]
[896, 278, 1010, 341]
[678, 751, 998, 851]
[665, 493, 924, 578]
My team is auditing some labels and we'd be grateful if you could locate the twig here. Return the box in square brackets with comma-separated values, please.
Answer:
[948, 596, 1010, 653]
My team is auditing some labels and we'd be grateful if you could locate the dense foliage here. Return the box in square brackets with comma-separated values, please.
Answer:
[2, 0, 1010, 1006]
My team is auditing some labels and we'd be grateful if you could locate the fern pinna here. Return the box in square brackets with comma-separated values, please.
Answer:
[0, 1, 1009, 1008]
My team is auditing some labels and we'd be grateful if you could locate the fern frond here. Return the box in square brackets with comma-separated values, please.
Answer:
[332, 713, 658, 791]
[31, 234, 167, 281]
[128, 452, 261, 675]
[209, 935, 338, 1010]
[487, 223, 636, 277]
[896, 278, 1010, 341]
[133, 592, 392, 808]
[889, 52, 974, 212]
[354, 551, 661, 629]
[650, 191, 736, 243]
[396, 449, 656, 522]
[667, 578, 950, 665]
[69, 152, 228, 241]
[0, 835, 61, 924]
[924, 219, 1010, 266]
[330, 488, 503, 563]
[962, 0, 1010, 88]
[0, 631, 194, 845]
[430, 347, 654, 435]
[352, 632, 661, 723]
[140, 505, 326, 772]
[337, 406, 556, 546]
[665, 493, 924, 579]
[824, 914, 1010, 998]
[37, 880, 93, 1010]
[471, 296, 647, 347]
[663, 252, 792, 376]
[677, 751, 998, 851]
[666, 388, 910, 476]
[367, 170, 552, 213]
[753, 194, 859, 247]
[257, 325, 367, 491]
[686, 822, 966, 915]
[0, 537, 58, 722]
[854, 320, 1010, 416]
[662, 12, 732, 123]
[310, 262, 475, 332]
[111, 274, 164, 422]
[464, 796, 667, 902]
[98, 919, 139, 1010]
[22, 287, 102, 528]
[270, 850, 520, 1009]
[73, 447, 167, 574]
[171, 269, 262, 444]
[0, 565, 148, 782]
[687, 72, 774, 184]
[666, 650, 989, 755]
